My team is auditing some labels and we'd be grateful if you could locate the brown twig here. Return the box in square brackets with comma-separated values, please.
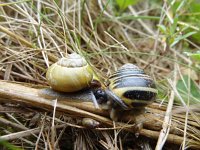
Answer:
[0, 81, 199, 148]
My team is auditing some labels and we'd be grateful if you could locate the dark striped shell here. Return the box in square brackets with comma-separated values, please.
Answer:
[108, 63, 157, 108]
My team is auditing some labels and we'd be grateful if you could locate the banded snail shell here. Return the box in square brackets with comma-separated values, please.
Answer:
[108, 63, 157, 109]
[46, 53, 93, 92]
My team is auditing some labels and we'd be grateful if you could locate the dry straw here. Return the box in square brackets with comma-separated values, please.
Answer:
[0, 0, 199, 149]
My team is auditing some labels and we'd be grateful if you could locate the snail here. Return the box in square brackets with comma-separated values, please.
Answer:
[82, 118, 100, 129]
[46, 53, 93, 92]
[44, 53, 101, 108]
[44, 54, 157, 121]
[94, 63, 158, 120]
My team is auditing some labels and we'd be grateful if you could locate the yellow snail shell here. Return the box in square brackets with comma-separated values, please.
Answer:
[46, 53, 93, 92]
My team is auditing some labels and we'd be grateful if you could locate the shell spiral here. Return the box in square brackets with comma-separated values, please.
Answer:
[108, 63, 157, 108]
[46, 53, 93, 92]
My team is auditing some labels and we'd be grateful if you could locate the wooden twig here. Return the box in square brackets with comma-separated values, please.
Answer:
[0, 124, 66, 141]
[0, 81, 199, 148]
[4, 130, 36, 147]
[0, 117, 28, 131]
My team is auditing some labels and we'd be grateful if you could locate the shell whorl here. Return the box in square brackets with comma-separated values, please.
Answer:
[57, 53, 87, 67]
[46, 53, 93, 92]
[108, 63, 157, 108]
[109, 63, 149, 87]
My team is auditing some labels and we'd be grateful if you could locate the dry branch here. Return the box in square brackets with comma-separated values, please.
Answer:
[0, 80, 199, 148]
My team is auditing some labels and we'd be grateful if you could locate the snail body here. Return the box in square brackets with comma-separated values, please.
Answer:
[92, 63, 158, 120]
[46, 53, 93, 92]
